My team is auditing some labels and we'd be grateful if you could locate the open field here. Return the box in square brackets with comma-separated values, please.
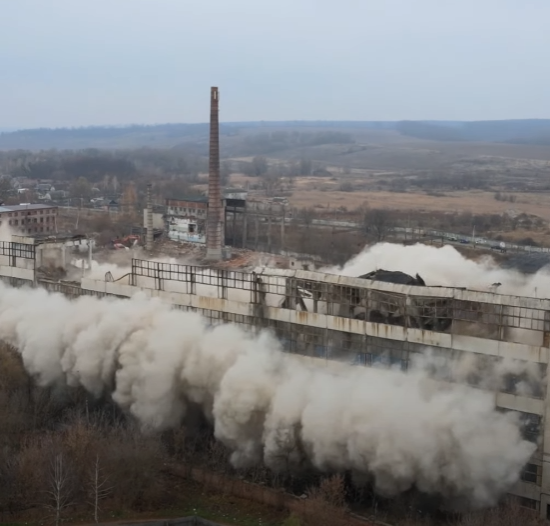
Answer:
[289, 187, 550, 220]
[224, 173, 550, 221]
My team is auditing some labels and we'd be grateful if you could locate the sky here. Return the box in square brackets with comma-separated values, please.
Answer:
[1, 0, 549, 128]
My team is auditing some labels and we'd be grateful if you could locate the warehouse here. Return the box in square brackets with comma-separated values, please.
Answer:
[0, 204, 58, 235]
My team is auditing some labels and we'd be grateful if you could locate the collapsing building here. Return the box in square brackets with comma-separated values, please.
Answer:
[0, 233, 549, 514]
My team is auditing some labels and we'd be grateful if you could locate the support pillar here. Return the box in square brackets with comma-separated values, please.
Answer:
[88, 240, 93, 272]
[242, 206, 248, 248]
[281, 205, 286, 252]
[267, 210, 272, 252]
[232, 209, 237, 246]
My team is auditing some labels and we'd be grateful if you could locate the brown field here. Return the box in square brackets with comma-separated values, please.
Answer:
[289, 187, 550, 219]
[226, 173, 550, 221]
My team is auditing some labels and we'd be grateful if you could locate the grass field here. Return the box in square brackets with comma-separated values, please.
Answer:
[225, 173, 550, 222]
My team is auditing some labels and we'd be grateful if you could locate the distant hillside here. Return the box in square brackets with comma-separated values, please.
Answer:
[396, 119, 550, 144]
[0, 121, 394, 151]
[2, 119, 550, 151]
[0, 123, 211, 150]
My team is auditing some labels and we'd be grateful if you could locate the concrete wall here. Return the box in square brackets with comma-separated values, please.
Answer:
[142, 210, 165, 230]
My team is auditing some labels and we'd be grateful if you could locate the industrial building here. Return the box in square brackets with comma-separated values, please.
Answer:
[166, 196, 208, 219]
[29, 86, 546, 516]
[0, 247, 547, 516]
[162, 193, 247, 245]
[0, 204, 58, 235]
[142, 87, 276, 252]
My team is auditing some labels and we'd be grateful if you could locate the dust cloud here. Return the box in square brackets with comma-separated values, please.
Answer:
[326, 242, 550, 297]
[0, 282, 535, 509]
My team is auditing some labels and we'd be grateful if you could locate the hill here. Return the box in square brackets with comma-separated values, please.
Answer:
[3, 119, 550, 152]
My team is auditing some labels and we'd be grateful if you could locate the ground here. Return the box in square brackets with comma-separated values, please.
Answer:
[222, 173, 550, 221]
[4, 476, 289, 526]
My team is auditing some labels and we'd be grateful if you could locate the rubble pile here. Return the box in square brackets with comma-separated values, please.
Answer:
[37, 265, 67, 281]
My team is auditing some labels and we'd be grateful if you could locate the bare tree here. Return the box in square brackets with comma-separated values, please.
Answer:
[0, 176, 13, 204]
[45, 453, 73, 526]
[263, 172, 282, 197]
[365, 209, 392, 242]
[88, 454, 112, 524]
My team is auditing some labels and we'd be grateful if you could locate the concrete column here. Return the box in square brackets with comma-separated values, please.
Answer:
[255, 215, 259, 249]
[242, 207, 248, 249]
[540, 311, 550, 518]
[281, 206, 286, 252]
[88, 240, 93, 271]
[267, 210, 272, 252]
[61, 245, 66, 268]
[232, 209, 237, 246]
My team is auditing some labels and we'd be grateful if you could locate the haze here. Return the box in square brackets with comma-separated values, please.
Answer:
[1, 0, 549, 128]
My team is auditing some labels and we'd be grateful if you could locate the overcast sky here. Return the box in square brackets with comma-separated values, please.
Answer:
[1, 0, 549, 128]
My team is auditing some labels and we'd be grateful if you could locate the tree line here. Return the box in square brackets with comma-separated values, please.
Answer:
[0, 148, 209, 183]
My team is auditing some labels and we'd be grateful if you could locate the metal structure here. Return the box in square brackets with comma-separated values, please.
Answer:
[206, 87, 224, 261]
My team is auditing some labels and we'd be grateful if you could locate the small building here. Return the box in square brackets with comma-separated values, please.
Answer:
[36, 183, 54, 194]
[224, 188, 248, 200]
[167, 217, 205, 244]
[164, 192, 248, 245]
[165, 196, 208, 219]
[106, 200, 119, 213]
[0, 204, 58, 235]
[165, 196, 208, 244]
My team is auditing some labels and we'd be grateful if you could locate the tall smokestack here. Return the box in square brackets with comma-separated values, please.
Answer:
[206, 86, 224, 261]
[145, 183, 153, 253]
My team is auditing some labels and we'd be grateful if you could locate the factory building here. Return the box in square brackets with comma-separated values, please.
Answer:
[0, 204, 58, 235]
[163, 193, 247, 246]
[77, 262, 550, 518]
[166, 196, 208, 219]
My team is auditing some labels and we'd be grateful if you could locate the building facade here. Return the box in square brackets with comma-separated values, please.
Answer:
[166, 197, 208, 220]
[0, 204, 58, 235]
[79, 262, 550, 518]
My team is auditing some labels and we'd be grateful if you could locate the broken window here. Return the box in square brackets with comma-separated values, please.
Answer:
[521, 463, 540, 485]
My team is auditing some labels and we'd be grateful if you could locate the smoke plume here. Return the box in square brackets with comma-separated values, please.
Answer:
[326, 242, 550, 297]
[0, 282, 535, 509]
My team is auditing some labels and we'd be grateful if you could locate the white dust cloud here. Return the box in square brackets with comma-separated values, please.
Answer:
[0, 282, 536, 508]
[326, 242, 550, 297]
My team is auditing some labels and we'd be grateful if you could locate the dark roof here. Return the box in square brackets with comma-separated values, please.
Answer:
[359, 269, 426, 286]
[226, 198, 246, 208]
[0, 204, 57, 212]
[166, 195, 208, 203]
